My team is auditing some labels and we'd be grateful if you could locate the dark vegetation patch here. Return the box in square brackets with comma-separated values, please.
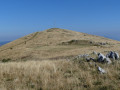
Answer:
[61, 39, 109, 46]
[2, 58, 11, 63]
[62, 40, 91, 45]
[47, 28, 60, 32]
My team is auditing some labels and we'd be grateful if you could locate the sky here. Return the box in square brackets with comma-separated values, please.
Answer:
[0, 0, 120, 41]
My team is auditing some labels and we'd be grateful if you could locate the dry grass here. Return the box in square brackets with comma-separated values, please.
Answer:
[0, 59, 119, 90]
[0, 28, 120, 61]
[0, 28, 120, 90]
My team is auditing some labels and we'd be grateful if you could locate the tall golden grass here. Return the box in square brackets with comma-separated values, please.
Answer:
[0, 59, 119, 90]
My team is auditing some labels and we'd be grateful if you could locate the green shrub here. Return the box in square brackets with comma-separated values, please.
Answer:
[2, 58, 11, 63]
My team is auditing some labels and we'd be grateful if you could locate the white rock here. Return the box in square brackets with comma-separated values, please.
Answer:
[106, 51, 119, 60]
[93, 51, 97, 55]
[98, 53, 106, 62]
[98, 66, 106, 74]
[105, 58, 112, 64]
[114, 52, 119, 60]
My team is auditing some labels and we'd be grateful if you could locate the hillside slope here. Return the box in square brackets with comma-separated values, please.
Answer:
[0, 28, 120, 61]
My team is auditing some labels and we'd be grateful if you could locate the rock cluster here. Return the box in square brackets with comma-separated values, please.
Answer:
[86, 51, 119, 64]
[106, 51, 119, 60]
[74, 51, 119, 74]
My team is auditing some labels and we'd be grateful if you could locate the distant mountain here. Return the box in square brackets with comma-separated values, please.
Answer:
[0, 41, 10, 46]
[100, 35, 120, 41]
[86, 32, 120, 42]
[106, 36, 120, 41]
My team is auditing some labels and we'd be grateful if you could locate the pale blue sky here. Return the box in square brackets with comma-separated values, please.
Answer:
[0, 0, 120, 41]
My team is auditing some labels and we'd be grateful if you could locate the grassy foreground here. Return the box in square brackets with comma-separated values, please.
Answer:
[0, 59, 120, 90]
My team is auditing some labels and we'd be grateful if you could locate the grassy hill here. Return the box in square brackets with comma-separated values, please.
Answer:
[0, 28, 120, 61]
[0, 28, 120, 90]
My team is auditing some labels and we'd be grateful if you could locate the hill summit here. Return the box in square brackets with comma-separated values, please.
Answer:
[0, 28, 119, 61]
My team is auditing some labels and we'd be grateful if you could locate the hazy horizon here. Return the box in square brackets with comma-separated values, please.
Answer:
[0, 28, 119, 42]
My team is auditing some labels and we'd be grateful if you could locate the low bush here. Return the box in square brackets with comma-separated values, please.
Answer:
[2, 58, 11, 63]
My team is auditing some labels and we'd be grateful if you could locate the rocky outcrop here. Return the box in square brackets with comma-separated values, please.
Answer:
[106, 51, 119, 60]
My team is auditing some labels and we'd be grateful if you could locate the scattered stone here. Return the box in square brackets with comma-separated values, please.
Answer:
[97, 53, 106, 62]
[99, 42, 106, 45]
[106, 51, 115, 60]
[74, 51, 119, 65]
[98, 66, 106, 74]
[73, 51, 119, 75]
[106, 51, 119, 60]
[93, 51, 97, 55]
[114, 52, 119, 60]
[90, 57, 95, 61]
[105, 58, 112, 64]
[86, 58, 91, 62]
[86, 57, 95, 62]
